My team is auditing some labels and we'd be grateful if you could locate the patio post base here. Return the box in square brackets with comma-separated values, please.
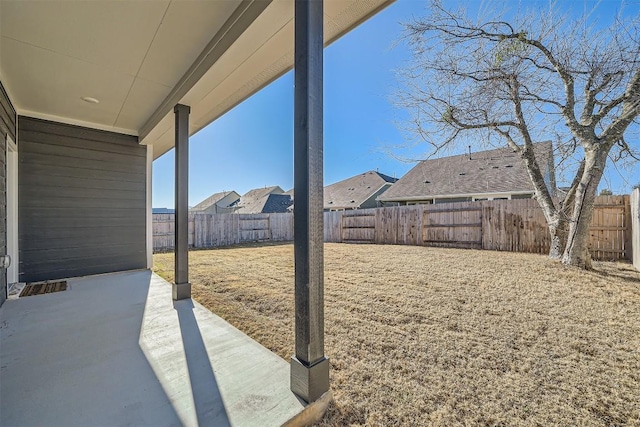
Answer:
[172, 282, 191, 300]
[290, 356, 329, 404]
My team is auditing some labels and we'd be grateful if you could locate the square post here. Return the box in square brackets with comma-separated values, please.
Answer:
[291, 0, 329, 403]
[174, 104, 191, 300]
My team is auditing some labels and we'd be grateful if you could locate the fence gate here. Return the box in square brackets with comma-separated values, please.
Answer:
[341, 210, 376, 243]
[588, 195, 631, 261]
[239, 214, 271, 242]
[423, 204, 482, 248]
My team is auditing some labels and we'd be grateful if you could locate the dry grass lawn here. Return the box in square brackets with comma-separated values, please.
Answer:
[153, 243, 640, 426]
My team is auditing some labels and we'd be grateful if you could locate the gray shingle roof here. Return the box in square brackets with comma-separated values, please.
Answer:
[191, 191, 240, 211]
[324, 170, 398, 209]
[235, 186, 284, 214]
[379, 142, 553, 202]
[261, 194, 293, 213]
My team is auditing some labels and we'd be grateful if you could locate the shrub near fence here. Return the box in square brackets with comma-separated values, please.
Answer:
[153, 195, 632, 261]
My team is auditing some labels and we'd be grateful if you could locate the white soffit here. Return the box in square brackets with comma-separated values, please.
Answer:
[0, 0, 394, 156]
[0, 0, 242, 134]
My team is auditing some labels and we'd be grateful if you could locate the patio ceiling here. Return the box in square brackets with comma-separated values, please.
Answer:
[0, 0, 394, 159]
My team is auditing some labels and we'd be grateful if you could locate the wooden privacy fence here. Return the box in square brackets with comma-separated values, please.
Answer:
[153, 213, 293, 252]
[154, 195, 632, 261]
[630, 188, 639, 270]
[323, 201, 551, 253]
[322, 195, 632, 261]
[588, 195, 632, 261]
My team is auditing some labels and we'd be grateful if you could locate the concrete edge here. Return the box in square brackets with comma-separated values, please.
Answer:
[281, 390, 333, 427]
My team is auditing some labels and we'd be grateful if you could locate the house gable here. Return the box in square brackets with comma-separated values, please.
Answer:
[324, 171, 397, 210]
[191, 190, 241, 214]
[236, 186, 285, 214]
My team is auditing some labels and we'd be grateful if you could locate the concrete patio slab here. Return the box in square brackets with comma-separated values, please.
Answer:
[0, 270, 306, 427]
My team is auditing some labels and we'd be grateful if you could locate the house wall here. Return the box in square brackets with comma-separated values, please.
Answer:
[218, 192, 240, 212]
[435, 196, 473, 204]
[383, 192, 535, 206]
[0, 81, 17, 306]
[206, 192, 240, 214]
[18, 117, 147, 283]
[360, 183, 393, 209]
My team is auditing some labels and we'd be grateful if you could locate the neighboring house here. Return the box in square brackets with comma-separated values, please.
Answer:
[284, 188, 295, 212]
[378, 142, 556, 205]
[235, 186, 292, 214]
[190, 190, 240, 214]
[152, 208, 175, 214]
[324, 170, 397, 211]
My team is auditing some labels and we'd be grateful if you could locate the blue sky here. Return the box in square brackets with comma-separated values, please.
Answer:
[152, 0, 639, 209]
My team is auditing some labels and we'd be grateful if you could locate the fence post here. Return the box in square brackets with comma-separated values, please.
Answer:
[152, 196, 637, 262]
[632, 188, 640, 271]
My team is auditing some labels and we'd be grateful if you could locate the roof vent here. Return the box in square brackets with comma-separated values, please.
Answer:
[424, 180, 430, 184]
[492, 166, 499, 169]
[505, 165, 513, 168]
[350, 200, 355, 203]
[459, 173, 466, 176]
[328, 201, 333, 204]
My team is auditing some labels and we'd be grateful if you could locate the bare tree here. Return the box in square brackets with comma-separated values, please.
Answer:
[398, 1, 639, 268]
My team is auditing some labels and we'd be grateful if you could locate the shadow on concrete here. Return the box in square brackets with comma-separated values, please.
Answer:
[0, 270, 182, 426]
[173, 299, 231, 426]
[2, 270, 306, 427]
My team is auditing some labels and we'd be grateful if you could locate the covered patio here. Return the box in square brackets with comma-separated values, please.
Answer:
[1, 270, 310, 426]
[0, 0, 394, 425]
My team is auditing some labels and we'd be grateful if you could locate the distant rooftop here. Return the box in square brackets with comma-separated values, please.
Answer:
[152, 208, 175, 214]
[191, 191, 240, 212]
[236, 186, 286, 214]
[324, 170, 397, 210]
[379, 142, 554, 202]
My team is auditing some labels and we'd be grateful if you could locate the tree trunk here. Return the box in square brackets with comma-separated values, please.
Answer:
[548, 214, 567, 259]
[516, 144, 565, 260]
[562, 149, 607, 268]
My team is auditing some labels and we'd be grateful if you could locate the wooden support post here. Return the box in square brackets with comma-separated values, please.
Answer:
[291, 0, 329, 404]
[174, 104, 191, 300]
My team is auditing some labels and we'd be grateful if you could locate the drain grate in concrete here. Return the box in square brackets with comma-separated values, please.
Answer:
[19, 281, 68, 297]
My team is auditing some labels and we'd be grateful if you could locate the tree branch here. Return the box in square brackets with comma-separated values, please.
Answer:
[601, 67, 640, 144]
[560, 159, 586, 218]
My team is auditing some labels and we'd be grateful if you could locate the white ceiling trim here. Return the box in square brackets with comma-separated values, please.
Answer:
[18, 109, 139, 137]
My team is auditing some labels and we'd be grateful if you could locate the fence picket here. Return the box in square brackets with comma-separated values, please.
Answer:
[153, 196, 632, 260]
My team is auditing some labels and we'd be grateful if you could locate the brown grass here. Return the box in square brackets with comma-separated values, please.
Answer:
[153, 243, 640, 426]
